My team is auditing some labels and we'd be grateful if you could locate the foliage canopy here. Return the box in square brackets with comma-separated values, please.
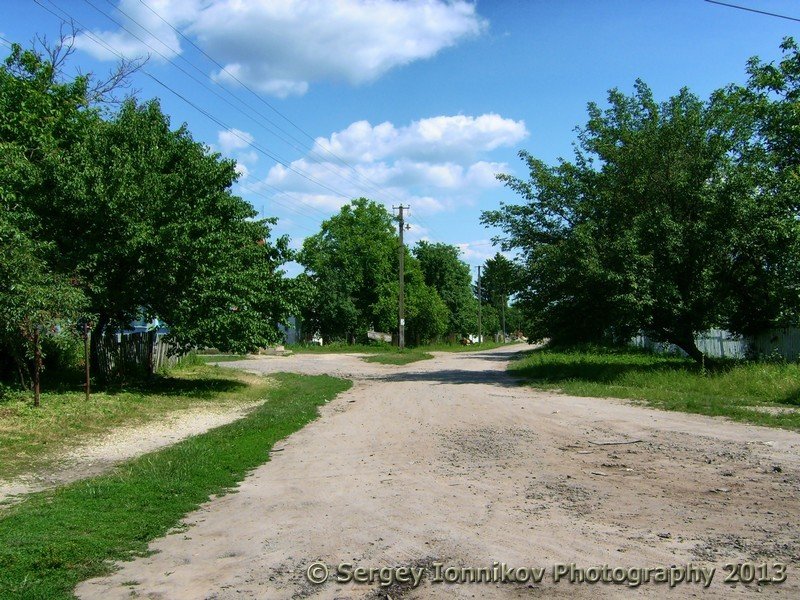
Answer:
[484, 40, 800, 362]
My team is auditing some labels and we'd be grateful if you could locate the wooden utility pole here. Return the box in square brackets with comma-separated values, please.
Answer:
[394, 205, 410, 349]
[477, 265, 482, 344]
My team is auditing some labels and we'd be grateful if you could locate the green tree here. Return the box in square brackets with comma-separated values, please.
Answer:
[398, 258, 450, 345]
[478, 302, 500, 339]
[484, 74, 797, 362]
[721, 37, 800, 335]
[299, 199, 450, 344]
[1, 43, 293, 364]
[477, 252, 519, 336]
[505, 303, 525, 335]
[0, 43, 95, 393]
[0, 215, 86, 403]
[412, 241, 476, 337]
[299, 198, 398, 342]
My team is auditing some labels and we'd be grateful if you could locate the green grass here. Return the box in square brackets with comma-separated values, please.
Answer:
[357, 339, 518, 365]
[508, 345, 800, 429]
[0, 364, 271, 480]
[362, 350, 434, 365]
[196, 353, 253, 362]
[287, 341, 392, 354]
[0, 371, 350, 599]
[287, 339, 516, 355]
[422, 340, 514, 353]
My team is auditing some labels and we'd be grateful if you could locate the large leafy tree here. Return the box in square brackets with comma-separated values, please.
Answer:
[0, 43, 95, 392]
[1, 42, 293, 368]
[477, 253, 520, 337]
[0, 215, 86, 399]
[721, 37, 800, 335]
[400, 255, 451, 345]
[299, 198, 398, 342]
[76, 99, 292, 354]
[299, 198, 449, 344]
[412, 241, 476, 337]
[484, 71, 799, 362]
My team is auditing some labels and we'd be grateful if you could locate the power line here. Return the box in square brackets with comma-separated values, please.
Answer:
[704, 0, 800, 23]
[78, 0, 357, 207]
[34, 0, 348, 227]
[31, 0, 339, 236]
[34, 0, 450, 245]
[130, 0, 449, 240]
[101, 0, 402, 206]
[134, 0, 420, 208]
[104, 0, 452, 242]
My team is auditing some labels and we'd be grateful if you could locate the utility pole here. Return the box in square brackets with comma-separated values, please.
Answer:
[394, 205, 410, 349]
[476, 265, 482, 344]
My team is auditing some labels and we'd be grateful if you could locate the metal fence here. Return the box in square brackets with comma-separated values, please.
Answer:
[631, 328, 800, 361]
[95, 331, 182, 379]
[751, 328, 800, 362]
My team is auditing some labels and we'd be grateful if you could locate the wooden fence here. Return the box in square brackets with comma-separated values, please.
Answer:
[94, 331, 182, 379]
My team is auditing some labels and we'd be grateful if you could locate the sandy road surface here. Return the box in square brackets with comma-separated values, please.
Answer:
[77, 346, 800, 599]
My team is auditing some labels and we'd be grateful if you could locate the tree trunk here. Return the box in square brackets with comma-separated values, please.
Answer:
[14, 353, 28, 390]
[90, 314, 109, 378]
[33, 328, 41, 407]
[146, 330, 155, 377]
[84, 324, 91, 400]
[669, 333, 706, 365]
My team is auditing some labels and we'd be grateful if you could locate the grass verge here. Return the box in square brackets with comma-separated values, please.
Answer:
[508, 345, 800, 429]
[422, 340, 514, 353]
[287, 341, 391, 354]
[288, 340, 516, 355]
[0, 371, 350, 599]
[0, 363, 267, 480]
[362, 350, 434, 365]
[196, 353, 253, 362]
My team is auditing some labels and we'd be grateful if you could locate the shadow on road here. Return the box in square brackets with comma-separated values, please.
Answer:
[373, 350, 527, 387]
[374, 369, 520, 386]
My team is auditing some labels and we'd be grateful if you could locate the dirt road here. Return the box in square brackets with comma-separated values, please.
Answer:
[77, 346, 800, 599]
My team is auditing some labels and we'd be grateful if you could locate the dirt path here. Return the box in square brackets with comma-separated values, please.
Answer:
[0, 401, 263, 506]
[77, 346, 800, 599]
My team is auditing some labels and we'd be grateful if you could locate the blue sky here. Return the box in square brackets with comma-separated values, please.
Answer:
[2, 0, 797, 274]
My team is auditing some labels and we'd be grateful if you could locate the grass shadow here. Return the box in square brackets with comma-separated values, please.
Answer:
[509, 345, 697, 385]
[102, 375, 248, 399]
[508, 344, 800, 429]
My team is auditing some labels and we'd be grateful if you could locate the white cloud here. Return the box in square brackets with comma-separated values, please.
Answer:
[74, 0, 200, 61]
[259, 113, 526, 216]
[234, 162, 250, 179]
[314, 114, 527, 162]
[237, 150, 259, 165]
[217, 128, 255, 153]
[77, 0, 486, 97]
[216, 129, 258, 179]
[406, 195, 448, 214]
[456, 240, 501, 263]
[280, 193, 350, 213]
[404, 222, 430, 245]
[465, 161, 507, 188]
